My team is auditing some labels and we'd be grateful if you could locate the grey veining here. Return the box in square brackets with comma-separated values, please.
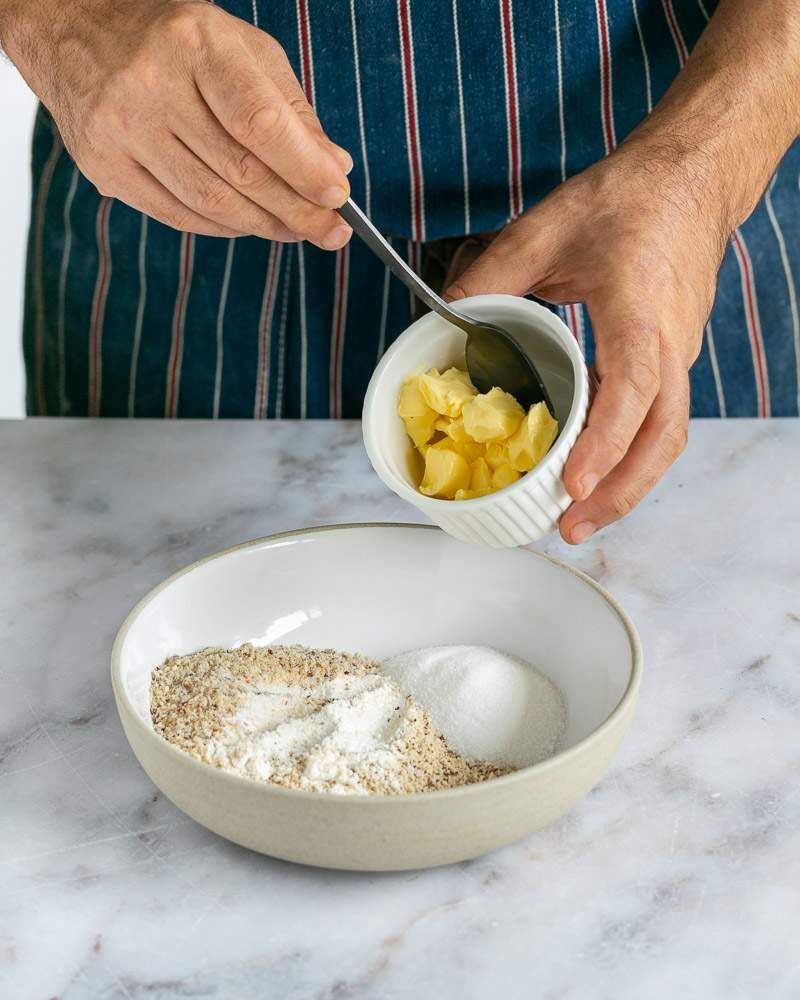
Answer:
[2, 418, 799, 1000]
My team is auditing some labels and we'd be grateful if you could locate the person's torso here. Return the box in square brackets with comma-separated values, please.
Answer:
[218, 0, 719, 240]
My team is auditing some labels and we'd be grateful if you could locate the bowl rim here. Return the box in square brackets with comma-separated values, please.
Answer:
[111, 522, 642, 806]
[361, 293, 589, 509]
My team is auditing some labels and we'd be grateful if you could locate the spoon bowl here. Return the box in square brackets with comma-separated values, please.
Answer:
[338, 199, 554, 412]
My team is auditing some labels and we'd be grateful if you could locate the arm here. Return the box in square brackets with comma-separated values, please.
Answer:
[446, 0, 800, 543]
[0, 0, 353, 247]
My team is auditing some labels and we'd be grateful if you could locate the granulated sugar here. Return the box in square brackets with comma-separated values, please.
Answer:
[382, 645, 566, 769]
[150, 644, 507, 795]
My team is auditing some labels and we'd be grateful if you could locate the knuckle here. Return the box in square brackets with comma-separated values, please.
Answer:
[287, 93, 314, 122]
[445, 280, 471, 301]
[165, 5, 206, 50]
[661, 421, 688, 460]
[84, 162, 116, 198]
[222, 146, 267, 191]
[620, 357, 660, 404]
[604, 427, 630, 462]
[608, 487, 640, 520]
[82, 104, 112, 147]
[195, 175, 233, 215]
[126, 55, 161, 95]
[233, 100, 286, 147]
[283, 201, 328, 236]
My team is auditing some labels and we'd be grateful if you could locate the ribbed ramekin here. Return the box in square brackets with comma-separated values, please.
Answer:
[362, 294, 589, 548]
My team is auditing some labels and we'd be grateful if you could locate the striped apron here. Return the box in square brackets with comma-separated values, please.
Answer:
[24, 0, 800, 419]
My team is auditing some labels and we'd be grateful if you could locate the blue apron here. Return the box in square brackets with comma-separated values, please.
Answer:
[24, 0, 800, 418]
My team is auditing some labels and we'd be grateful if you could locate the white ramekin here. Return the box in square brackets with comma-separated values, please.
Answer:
[362, 294, 589, 548]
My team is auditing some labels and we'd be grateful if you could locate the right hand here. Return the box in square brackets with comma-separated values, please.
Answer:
[4, 0, 353, 246]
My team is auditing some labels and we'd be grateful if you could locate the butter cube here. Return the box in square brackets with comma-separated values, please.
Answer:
[492, 463, 521, 490]
[418, 368, 477, 418]
[419, 447, 471, 499]
[507, 402, 559, 472]
[398, 375, 434, 418]
[461, 387, 525, 443]
[402, 412, 438, 450]
[485, 442, 510, 470]
[398, 374, 440, 448]
[470, 457, 493, 491]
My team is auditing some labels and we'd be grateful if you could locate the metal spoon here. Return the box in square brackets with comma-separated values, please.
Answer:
[337, 199, 554, 413]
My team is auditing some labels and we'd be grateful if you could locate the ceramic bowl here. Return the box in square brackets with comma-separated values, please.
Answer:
[111, 524, 641, 871]
[362, 294, 589, 547]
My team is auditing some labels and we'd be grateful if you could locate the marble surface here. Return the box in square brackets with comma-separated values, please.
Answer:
[2, 418, 799, 1000]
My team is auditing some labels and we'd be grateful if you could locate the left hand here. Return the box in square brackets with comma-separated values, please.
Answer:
[445, 141, 729, 544]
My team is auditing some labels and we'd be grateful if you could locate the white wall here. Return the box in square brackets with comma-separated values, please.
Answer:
[0, 58, 36, 418]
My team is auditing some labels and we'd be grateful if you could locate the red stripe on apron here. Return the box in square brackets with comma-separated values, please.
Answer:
[296, 0, 315, 104]
[661, 0, 688, 65]
[595, 0, 616, 154]
[500, 0, 522, 217]
[731, 232, 770, 418]
[398, 0, 425, 242]
[165, 233, 195, 419]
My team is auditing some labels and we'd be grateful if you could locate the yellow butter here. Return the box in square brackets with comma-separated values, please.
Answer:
[433, 418, 485, 462]
[491, 463, 521, 490]
[469, 457, 493, 491]
[484, 442, 509, 471]
[418, 368, 477, 418]
[461, 387, 525, 443]
[507, 402, 559, 472]
[401, 411, 438, 450]
[419, 446, 471, 499]
[397, 375, 433, 418]
[397, 366, 558, 502]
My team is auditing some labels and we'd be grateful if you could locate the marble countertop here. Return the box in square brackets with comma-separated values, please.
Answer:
[2, 418, 799, 1000]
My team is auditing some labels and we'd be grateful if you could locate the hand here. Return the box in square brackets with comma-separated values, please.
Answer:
[3, 0, 353, 245]
[445, 142, 729, 543]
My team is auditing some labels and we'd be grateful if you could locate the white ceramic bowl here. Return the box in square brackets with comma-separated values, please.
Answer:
[112, 524, 641, 871]
[363, 294, 589, 547]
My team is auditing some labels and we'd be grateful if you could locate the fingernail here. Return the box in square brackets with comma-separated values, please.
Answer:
[333, 147, 354, 174]
[571, 521, 597, 544]
[580, 473, 599, 499]
[321, 223, 352, 250]
[319, 186, 349, 210]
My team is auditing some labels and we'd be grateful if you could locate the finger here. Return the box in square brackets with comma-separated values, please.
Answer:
[133, 130, 307, 242]
[442, 184, 579, 301]
[256, 41, 354, 175]
[196, 40, 351, 211]
[443, 215, 555, 301]
[560, 363, 690, 544]
[562, 300, 661, 501]
[167, 102, 350, 248]
[98, 158, 243, 237]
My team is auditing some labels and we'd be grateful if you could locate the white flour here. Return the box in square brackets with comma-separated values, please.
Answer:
[206, 673, 413, 793]
[382, 645, 566, 769]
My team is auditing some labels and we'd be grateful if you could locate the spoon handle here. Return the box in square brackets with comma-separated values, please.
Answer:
[337, 199, 473, 335]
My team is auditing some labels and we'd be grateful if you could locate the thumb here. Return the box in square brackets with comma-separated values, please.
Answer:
[443, 210, 558, 302]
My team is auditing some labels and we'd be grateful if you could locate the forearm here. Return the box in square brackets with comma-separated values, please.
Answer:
[624, 0, 800, 235]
